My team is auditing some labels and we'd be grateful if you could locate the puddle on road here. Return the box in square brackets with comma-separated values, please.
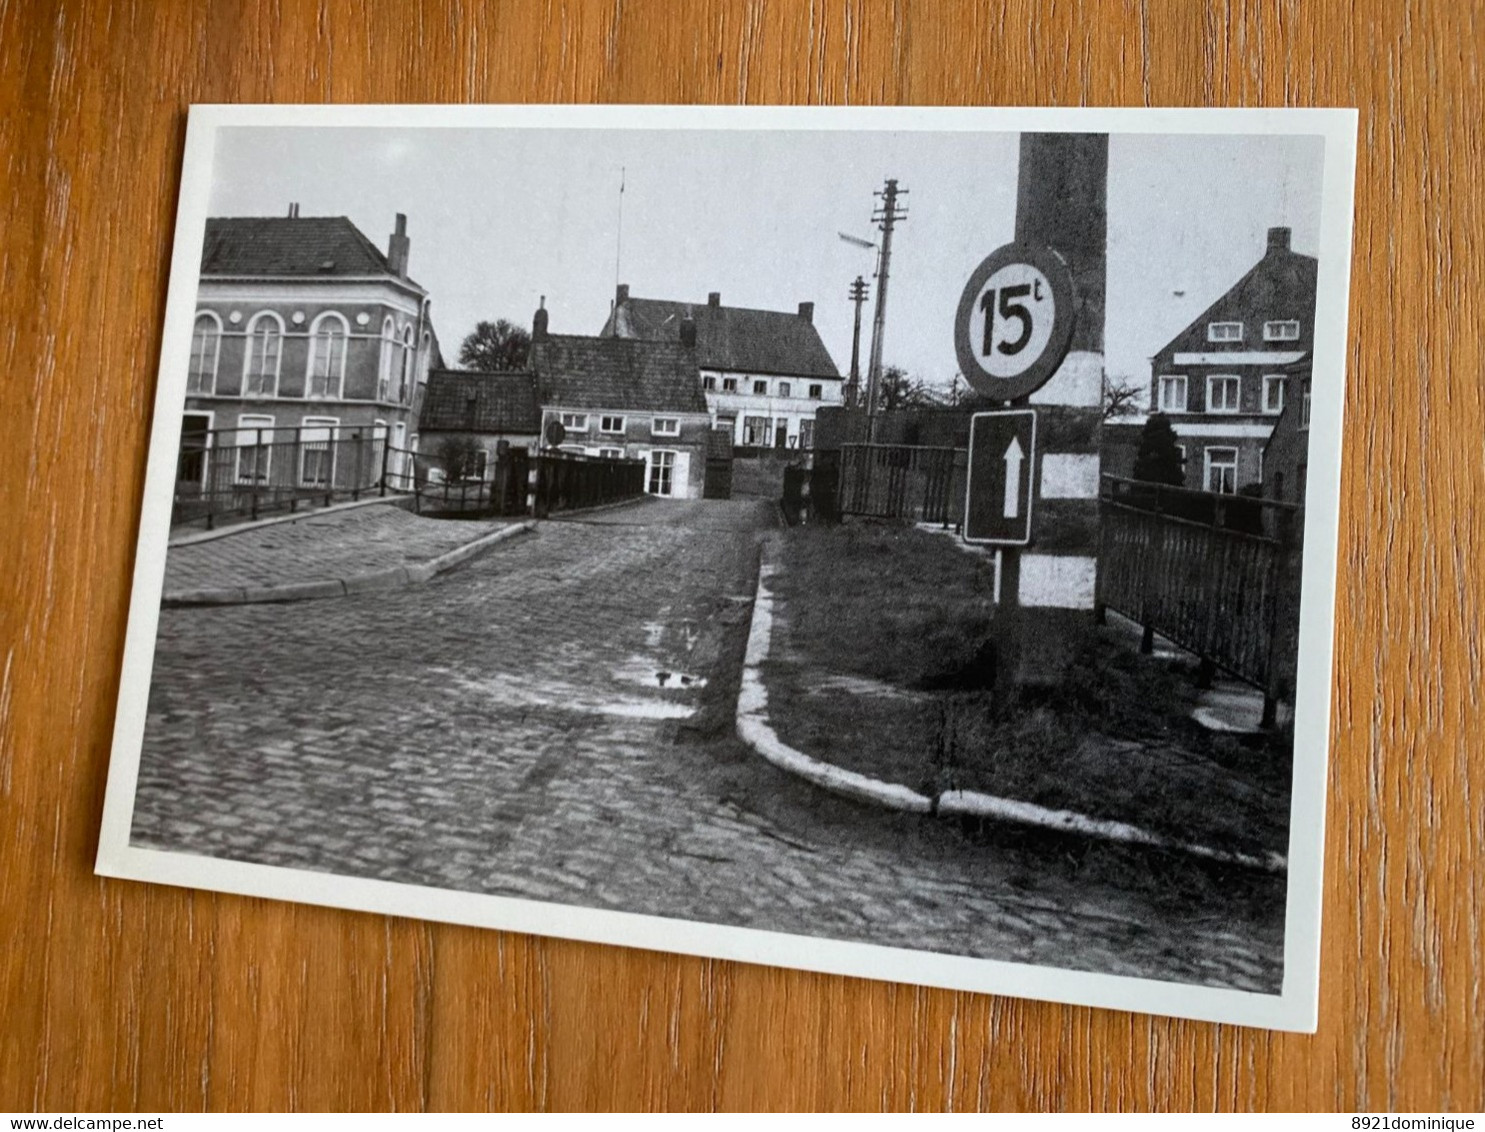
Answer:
[612, 655, 708, 691]
[449, 671, 696, 721]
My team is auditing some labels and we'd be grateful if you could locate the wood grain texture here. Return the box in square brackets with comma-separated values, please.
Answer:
[2, 0, 1481, 1112]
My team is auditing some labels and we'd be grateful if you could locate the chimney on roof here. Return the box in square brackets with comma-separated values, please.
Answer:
[387, 213, 410, 277]
[680, 315, 697, 348]
[797, 301, 814, 323]
[615, 283, 629, 305]
[532, 295, 549, 344]
[707, 292, 721, 308]
[287, 202, 300, 218]
[1267, 226, 1291, 254]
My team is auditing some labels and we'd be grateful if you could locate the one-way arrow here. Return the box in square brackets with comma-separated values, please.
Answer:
[1002, 435, 1025, 518]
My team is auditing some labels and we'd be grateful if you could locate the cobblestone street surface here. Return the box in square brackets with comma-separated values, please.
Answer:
[134, 497, 1282, 992]
[164, 502, 509, 592]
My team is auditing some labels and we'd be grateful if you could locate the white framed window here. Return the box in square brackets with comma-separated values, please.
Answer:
[178, 411, 213, 485]
[752, 379, 768, 395]
[778, 381, 792, 398]
[775, 418, 788, 447]
[298, 416, 339, 487]
[235, 414, 275, 484]
[722, 377, 738, 393]
[242, 314, 284, 397]
[1300, 380, 1312, 430]
[651, 417, 680, 437]
[1204, 446, 1239, 495]
[1262, 374, 1286, 414]
[1157, 374, 1188, 413]
[599, 414, 626, 434]
[799, 419, 815, 448]
[472, 448, 489, 480]
[399, 326, 415, 403]
[742, 415, 768, 446]
[188, 312, 221, 394]
[1206, 374, 1241, 413]
[1207, 321, 1243, 343]
[306, 313, 348, 399]
[702, 375, 717, 391]
[647, 449, 676, 497]
[808, 383, 823, 399]
[559, 412, 589, 432]
[1263, 320, 1300, 342]
[598, 447, 624, 459]
[377, 317, 397, 402]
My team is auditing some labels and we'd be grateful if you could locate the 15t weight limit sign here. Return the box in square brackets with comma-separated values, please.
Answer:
[954, 243, 1076, 402]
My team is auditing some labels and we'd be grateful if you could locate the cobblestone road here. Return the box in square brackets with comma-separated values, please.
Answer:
[134, 497, 1282, 992]
[165, 502, 508, 592]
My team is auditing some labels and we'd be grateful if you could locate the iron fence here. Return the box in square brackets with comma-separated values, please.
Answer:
[530, 451, 647, 516]
[837, 443, 964, 526]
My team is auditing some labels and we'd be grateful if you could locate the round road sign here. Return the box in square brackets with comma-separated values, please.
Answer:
[954, 242, 1076, 402]
[544, 419, 567, 447]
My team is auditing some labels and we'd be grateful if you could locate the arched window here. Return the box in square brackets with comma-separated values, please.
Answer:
[188, 312, 221, 394]
[377, 317, 396, 402]
[399, 327, 415, 402]
[306, 313, 348, 398]
[243, 313, 284, 397]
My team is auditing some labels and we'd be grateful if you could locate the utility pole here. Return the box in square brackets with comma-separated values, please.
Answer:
[864, 178, 907, 440]
[845, 275, 869, 409]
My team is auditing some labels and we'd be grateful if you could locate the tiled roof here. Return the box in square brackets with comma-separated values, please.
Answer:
[602, 296, 841, 379]
[419, 369, 542, 433]
[1156, 242, 1318, 358]
[201, 216, 412, 282]
[531, 335, 707, 414]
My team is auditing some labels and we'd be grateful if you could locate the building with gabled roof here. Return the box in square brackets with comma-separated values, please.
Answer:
[530, 303, 712, 499]
[600, 285, 842, 451]
[418, 369, 542, 478]
[180, 209, 441, 510]
[1147, 226, 1318, 494]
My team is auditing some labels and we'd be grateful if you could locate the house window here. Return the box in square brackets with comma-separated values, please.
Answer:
[647, 450, 676, 497]
[235, 415, 275, 484]
[307, 315, 348, 399]
[775, 418, 788, 449]
[598, 447, 624, 459]
[471, 448, 489, 480]
[778, 382, 791, 398]
[599, 415, 626, 434]
[399, 327, 415, 402]
[752, 379, 768, 395]
[799, 420, 815, 449]
[377, 318, 397, 401]
[1157, 374, 1188, 413]
[722, 377, 738, 393]
[1175, 444, 1187, 478]
[559, 412, 589, 432]
[1262, 374, 1286, 414]
[703, 375, 717, 391]
[1300, 380, 1312, 429]
[178, 412, 212, 485]
[1204, 447, 1239, 495]
[652, 417, 680, 437]
[1264, 320, 1300, 341]
[1207, 321, 1243, 343]
[242, 315, 283, 397]
[742, 416, 768, 446]
[188, 313, 221, 394]
[298, 417, 338, 487]
[1206, 374, 1241, 413]
[808, 384, 823, 399]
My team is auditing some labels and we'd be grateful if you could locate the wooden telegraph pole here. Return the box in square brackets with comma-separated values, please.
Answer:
[845, 275, 869, 410]
[864, 179, 907, 440]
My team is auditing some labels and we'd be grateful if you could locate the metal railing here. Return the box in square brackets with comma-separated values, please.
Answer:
[530, 451, 647, 516]
[837, 443, 964, 526]
[1096, 474, 1302, 724]
[173, 425, 390, 530]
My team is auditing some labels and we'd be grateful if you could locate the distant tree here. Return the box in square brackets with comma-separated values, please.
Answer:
[436, 435, 482, 481]
[877, 366, 943, 412]
[458, 319, 531, 371]
[1131, 413, 1186, 486]
[1103, 375, 1144, 419]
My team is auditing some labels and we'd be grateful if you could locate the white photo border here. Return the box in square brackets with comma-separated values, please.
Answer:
[97, 103, 1358, 1034]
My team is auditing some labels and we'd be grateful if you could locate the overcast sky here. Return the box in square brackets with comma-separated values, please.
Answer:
[208, 125, 1325, 396]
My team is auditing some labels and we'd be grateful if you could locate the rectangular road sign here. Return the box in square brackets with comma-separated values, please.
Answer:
[963, 409, 1037, 546]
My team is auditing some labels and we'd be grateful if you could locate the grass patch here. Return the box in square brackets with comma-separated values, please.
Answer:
[766, 522, 1292, 856]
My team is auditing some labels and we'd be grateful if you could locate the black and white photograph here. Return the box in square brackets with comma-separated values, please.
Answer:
[98, 105, 1357, 1032]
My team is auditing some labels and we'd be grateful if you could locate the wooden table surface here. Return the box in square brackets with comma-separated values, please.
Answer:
[3, 0, 1481, 1113]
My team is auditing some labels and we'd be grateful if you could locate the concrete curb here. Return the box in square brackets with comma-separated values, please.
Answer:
[169, 494, 410, 548]
[734, 545, 1287, 875]
[163, 521, 535, 607]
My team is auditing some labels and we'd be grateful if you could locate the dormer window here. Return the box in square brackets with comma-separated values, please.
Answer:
[1207, 321, 1243, 343]
[1263, 320, 1300, 341]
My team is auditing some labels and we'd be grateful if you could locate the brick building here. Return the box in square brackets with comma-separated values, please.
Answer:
[530, 304, 713, 500]
[1147, 226, 1317, 493]
[600, 286, 842, 450]
[182, 209, 442, 497]
[417, 369, 542, 480]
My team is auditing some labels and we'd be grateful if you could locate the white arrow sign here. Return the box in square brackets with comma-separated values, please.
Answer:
[1002, 435, 1025, 518]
